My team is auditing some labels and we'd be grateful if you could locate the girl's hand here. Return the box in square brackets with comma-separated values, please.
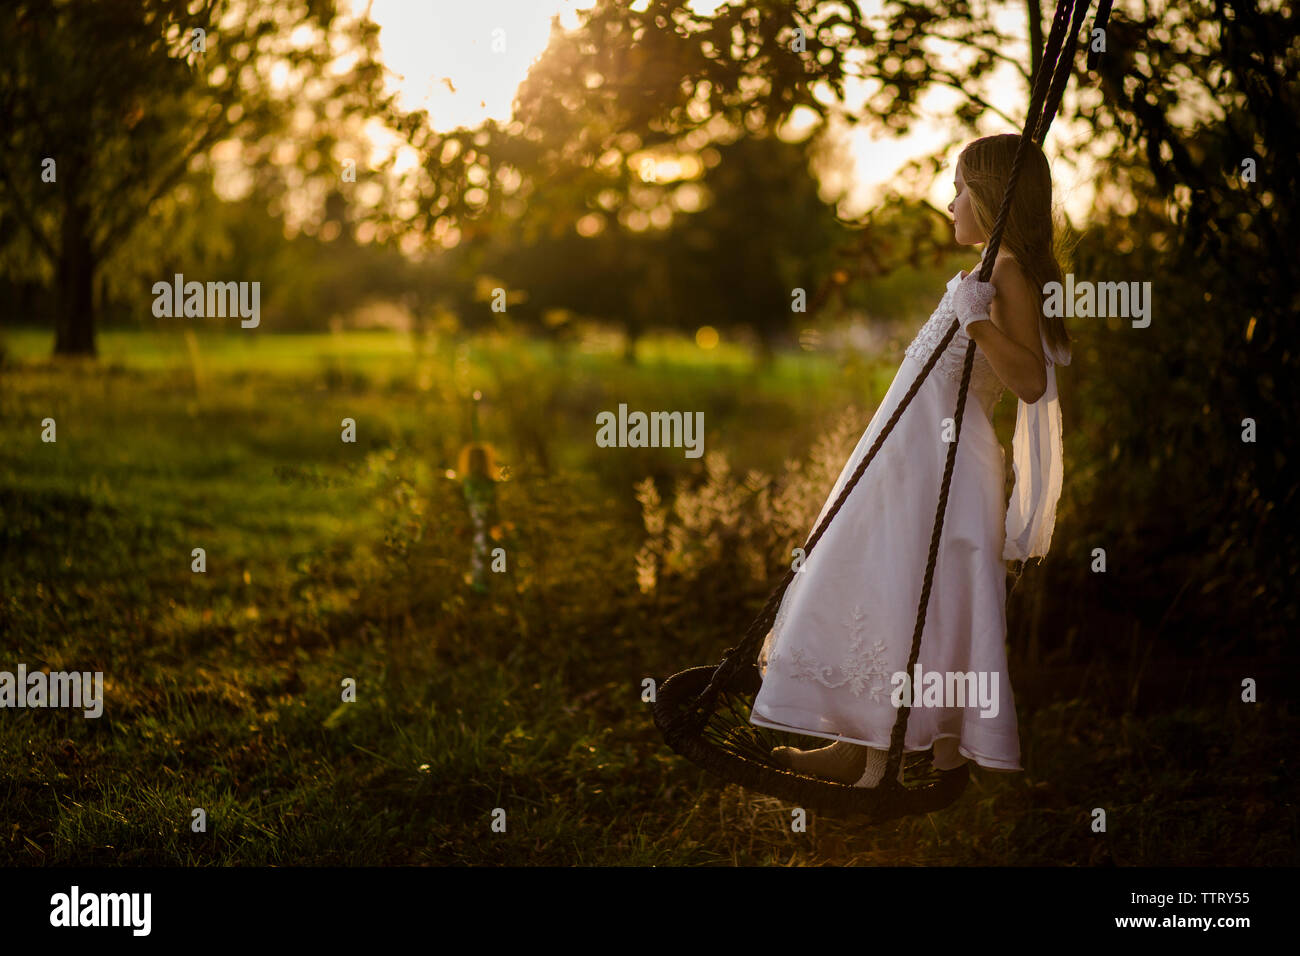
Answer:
[951, 271, 996, 331]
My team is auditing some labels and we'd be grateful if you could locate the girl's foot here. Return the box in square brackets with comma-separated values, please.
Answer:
[771, 739, 870, 784]
[853, 746, 904, 788]
[931, 736, 969, 771]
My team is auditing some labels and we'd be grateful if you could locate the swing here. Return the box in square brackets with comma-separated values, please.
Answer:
[653, 0, 1108, 821]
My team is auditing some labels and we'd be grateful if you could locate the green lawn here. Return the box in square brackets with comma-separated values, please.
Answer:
[1, 326, 1293, 865]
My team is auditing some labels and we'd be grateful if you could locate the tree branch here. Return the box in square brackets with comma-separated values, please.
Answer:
[1026, 0, 1044, 84]
[0, 162, 58, 263]
[92, 117, 231, 261]
[963, 37, 1033, 84]
[929, 71, 1021, 128]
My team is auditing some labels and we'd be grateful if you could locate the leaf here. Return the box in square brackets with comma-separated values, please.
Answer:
[322, 702, 353, 730]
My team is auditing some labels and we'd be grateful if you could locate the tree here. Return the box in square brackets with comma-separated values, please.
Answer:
[661, 132, 846, 359]
[1062, 0, 1300, 638]
[407, 0, 1073, 234]
[401, 0, 1099, 357]
[0, 0, 402, 355]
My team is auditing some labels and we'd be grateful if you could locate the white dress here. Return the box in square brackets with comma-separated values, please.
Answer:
[750, 263, 1070, 773]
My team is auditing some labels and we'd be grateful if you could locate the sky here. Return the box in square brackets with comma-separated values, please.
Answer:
[359, 0, 1098, 229]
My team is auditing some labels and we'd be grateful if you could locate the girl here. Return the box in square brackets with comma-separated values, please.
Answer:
[749, 134, 1072, 788]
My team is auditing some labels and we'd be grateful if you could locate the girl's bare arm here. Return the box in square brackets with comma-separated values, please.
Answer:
[965, 256, 1047, 404]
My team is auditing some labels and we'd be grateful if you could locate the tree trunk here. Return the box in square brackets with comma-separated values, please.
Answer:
[754, 330, 776, 370]
[1026, 0, 1043, 86]
[54, 195, 97, 356]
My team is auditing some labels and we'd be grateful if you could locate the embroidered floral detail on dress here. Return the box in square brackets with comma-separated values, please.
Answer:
[781, 604, 894, 702]
[904, 278, 1004, 409]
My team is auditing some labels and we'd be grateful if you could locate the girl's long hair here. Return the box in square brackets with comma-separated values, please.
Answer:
[958, 134, 1072, 360]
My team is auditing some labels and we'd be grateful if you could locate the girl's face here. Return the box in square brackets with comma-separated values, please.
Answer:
[949, 164, 986, 245]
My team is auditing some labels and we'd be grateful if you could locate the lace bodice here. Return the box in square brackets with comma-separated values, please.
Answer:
[904, 271, 1005, 417]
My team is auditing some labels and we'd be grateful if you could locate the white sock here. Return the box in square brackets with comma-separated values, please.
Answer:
[853, 747, 898, 788]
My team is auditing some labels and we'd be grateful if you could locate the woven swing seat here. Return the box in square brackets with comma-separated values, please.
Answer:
[654, 663, 969, 821]
[652, 0, 1102, 822]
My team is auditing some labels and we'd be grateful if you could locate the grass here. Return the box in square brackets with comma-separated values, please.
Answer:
[0, 325, 1294, 865]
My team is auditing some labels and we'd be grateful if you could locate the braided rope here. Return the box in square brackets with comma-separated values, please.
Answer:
[980, 0, 1078, 284]
[1036, 0, 1092, 145]
[666, 0, 1092, 783]
[666, 312, 963, 736]
[884, 0, 1087, 786]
